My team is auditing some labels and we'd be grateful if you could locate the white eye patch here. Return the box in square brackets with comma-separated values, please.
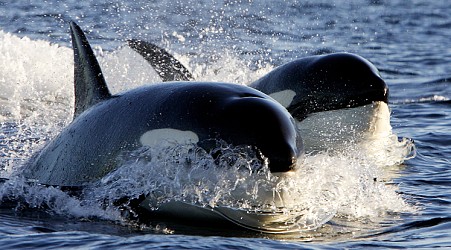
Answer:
[140, 128, 199, 147]
[269, 90, 296, 108]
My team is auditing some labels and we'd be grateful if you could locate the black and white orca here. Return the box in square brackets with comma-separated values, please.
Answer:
[251, 53, 391, 151]
[19, 22, 305, 232]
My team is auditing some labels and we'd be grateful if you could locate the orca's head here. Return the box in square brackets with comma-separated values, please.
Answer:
[253, 53, 388, 121]
[214, 91, 303, 173]
[288, 53, 388, 120]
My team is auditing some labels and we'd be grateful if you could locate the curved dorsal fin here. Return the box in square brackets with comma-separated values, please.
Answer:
[128, 39, 194, 82]
[69, 21, 111, 118]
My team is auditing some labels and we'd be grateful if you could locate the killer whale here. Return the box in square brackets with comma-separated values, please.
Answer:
[250, 53, 391, 151]
[24, 22, 302, 186]
[127, 40, 391, 151]
[249, 53, 388, 119]
[18, 22, 306, 232]
[127, 40, 387, 118]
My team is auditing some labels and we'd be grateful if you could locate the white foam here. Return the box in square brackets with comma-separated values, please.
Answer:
[0, 177, 122, 221]
[398, 95, 449, 104]
[87, 139, 415, 232]
[0, 30, 73, 123]
[192, 50, 272, 84]
[96, 46, 161, 94]
[419, 95, 448, 102]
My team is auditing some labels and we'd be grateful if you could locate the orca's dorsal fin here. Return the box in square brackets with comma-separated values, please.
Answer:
[127, 39, 194, 82]
[69, 21, 111, 118]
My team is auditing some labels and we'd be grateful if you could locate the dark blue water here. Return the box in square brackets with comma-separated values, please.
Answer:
[0, 0, 450, 248]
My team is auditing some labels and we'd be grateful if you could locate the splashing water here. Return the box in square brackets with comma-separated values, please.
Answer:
[0, 30, 73, 123]
[0, 176, 122, 221]
[0, 31, 416, 233]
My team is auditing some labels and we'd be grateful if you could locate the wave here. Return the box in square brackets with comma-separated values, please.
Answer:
[362, 216, 451, 239]
[391, 95, 450, 105]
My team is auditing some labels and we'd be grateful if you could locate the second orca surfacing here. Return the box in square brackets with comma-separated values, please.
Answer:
[128, 40, 392, 152]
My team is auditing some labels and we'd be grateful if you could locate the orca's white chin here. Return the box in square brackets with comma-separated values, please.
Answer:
[136, 170, 334, 233]
[297, 101, 391, 153]
[138, 199, 333, 233]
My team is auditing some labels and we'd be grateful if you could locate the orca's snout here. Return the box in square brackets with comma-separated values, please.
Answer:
[267, 151, 299, 173]
[266, 147, 299, 173]
[221, 95, 303, 173]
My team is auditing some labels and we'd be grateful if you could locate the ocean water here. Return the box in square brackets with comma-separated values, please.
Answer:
[0, 0, 450, 248]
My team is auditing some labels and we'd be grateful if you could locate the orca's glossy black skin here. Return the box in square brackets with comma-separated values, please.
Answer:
[23, 22, 302, 187]
[128, 39, 194, 82]
[250, 53, 388, 120]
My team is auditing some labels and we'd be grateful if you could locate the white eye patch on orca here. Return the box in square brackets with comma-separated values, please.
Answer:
[269, 90, 296, 108]
[140, 128, 199, 147]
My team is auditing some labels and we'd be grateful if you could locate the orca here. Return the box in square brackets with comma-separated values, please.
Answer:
[127, 41, 391, 151]
[249, 53, 388, 119]
[24, 22, 302, 185]
[19, 22, 305, 232]
[250, 53, 391, 151]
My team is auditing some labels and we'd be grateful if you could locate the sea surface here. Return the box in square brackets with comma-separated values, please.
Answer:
[0, 0, 450, 249]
